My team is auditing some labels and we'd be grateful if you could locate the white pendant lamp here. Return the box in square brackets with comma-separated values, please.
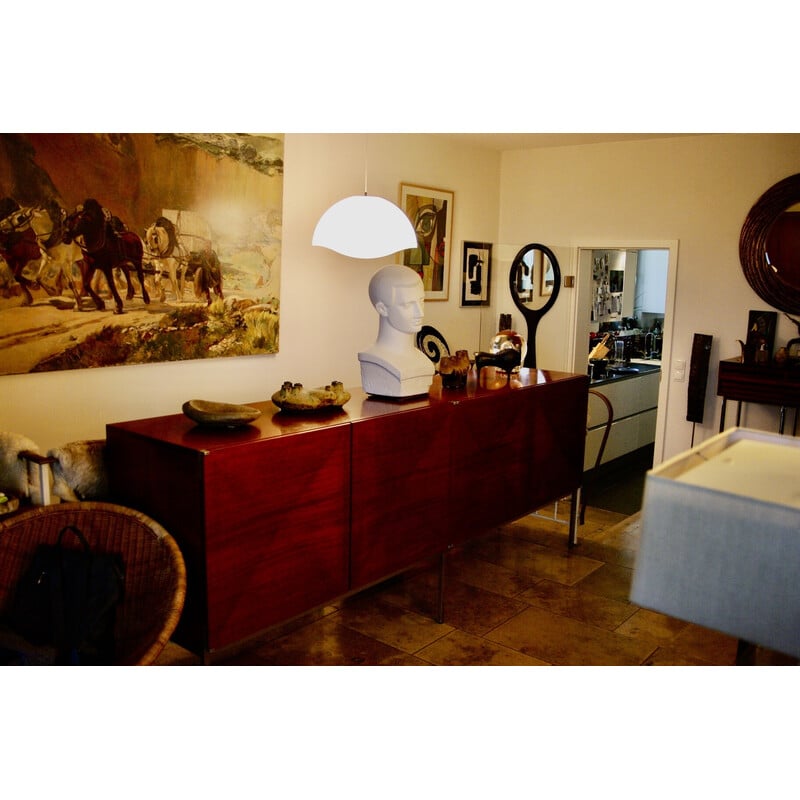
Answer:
[312, 138, 417, 259]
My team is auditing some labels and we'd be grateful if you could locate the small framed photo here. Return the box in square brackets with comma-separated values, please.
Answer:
[399, 183, 454, 301]
[460, 241, 492, 306]
[745, 309, 777, 363]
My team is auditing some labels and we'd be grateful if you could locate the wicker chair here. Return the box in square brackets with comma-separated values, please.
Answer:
[0, 502, 186, 665]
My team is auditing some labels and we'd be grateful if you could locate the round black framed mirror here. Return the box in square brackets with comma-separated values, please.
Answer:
[740, 172, 800, 314]
[508, 243, 561, 368]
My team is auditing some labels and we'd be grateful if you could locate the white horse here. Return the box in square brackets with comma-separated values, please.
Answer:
[27, 204, 88, 307]
[144, 217, 187, 302]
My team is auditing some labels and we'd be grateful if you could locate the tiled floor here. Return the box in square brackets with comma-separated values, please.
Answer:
[155, 501, 796, 667]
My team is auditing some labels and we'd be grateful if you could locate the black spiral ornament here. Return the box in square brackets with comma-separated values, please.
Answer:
[415, 325, 450, 365]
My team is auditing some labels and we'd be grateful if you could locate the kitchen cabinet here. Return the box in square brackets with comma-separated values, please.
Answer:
[585, 367, 660, 470]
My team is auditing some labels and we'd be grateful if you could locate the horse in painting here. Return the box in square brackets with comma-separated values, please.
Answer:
[0, 198, 45, 305]
[144, 216, 187, 302]
[62, 199, 150, 313]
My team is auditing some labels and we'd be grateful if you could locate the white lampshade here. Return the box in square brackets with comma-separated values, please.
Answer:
[312, 194, 417, 259]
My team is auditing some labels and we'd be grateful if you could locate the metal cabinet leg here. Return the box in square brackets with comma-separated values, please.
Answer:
[436, 549, 448, 624]
[568, 488, 580, 548]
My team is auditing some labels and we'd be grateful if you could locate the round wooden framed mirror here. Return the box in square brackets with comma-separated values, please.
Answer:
[740, 172, 800, 313]
[508, 243, 561, 368]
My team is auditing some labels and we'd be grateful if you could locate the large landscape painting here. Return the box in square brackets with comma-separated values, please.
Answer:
[0, 133, 283, 376]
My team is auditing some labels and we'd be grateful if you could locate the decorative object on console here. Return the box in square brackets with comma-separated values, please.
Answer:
[415, 324, 451, 366]
[438, 350, 471, 390]
[399, 184, 454, 301]
[460, 241, 492, 307]
[508, 243, 562, 368]
[358, 265, 434, 398]
[474, 348, 521, 384]
[271, 381, 351, 412]
[490, 329, 526, 373]
[182, 399, 262, 428]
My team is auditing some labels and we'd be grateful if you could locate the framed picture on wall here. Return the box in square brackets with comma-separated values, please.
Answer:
[460, 241, 492, 306]
[398, 183, 454, 301]
[0, 133, 284, 377]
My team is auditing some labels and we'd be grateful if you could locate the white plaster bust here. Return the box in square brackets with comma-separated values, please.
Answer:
[358, 265, 435, 397]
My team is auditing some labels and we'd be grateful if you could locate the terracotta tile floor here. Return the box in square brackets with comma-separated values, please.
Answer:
[156, 503, 797, 667]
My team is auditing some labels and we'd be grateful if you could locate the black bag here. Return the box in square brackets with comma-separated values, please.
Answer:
[9, 525, 125, 664]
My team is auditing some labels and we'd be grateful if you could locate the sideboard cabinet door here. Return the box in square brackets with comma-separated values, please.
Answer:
[350, 402, 452, 588]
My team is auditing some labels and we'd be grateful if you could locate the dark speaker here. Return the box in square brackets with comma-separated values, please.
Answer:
[687, 333, 713, 423]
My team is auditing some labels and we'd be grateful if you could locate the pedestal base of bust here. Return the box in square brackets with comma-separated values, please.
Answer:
[358, 353, 433, 398]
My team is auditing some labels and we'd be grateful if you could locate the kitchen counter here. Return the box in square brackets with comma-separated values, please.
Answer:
[589, 359, 660, 386]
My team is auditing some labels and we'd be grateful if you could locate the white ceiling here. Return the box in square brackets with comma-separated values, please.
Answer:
[436, 133, 698, 152]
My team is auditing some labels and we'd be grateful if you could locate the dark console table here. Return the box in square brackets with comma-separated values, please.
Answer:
[106, 368, 588, 659]
[717, 357, 800, 434]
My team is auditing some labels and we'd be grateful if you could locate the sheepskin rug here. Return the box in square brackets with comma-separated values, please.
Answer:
[48, 439, 109, 502]
[0, 432, 42, 496]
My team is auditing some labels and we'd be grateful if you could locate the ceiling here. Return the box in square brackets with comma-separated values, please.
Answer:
[436, 133, 697, 152]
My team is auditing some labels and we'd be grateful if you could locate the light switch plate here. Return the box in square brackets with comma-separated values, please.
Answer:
[673, 358, 686, 381]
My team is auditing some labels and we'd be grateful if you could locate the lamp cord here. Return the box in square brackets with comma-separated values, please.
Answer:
[363, 135, 368, 196]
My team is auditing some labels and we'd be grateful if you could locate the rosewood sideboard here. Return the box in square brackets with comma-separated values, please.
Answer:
[106, 368, 588, 658]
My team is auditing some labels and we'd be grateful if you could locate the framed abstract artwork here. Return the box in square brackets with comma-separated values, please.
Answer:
[399, 183, 454, 301]
[0, 133, 284, 376]
[460, 241, 492, 307]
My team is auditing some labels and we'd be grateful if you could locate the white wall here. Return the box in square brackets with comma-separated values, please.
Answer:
[2, 134, 500, 451]
[497, 133, 800, 460]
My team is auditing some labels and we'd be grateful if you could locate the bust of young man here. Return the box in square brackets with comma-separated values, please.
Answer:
[358, 265, 435, 397]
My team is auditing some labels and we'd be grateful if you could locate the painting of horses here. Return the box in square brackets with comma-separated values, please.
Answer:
[0, 133, 283, 376]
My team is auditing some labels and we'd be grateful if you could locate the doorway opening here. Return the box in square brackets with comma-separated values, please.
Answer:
[568, 241, 678, 511]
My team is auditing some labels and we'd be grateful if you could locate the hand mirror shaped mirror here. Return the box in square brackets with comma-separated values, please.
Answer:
[740, 172, 800, 314]
[508, 243, 561, 368]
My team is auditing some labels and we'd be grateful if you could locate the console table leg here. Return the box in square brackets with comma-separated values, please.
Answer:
[436, 550, 448, 624]
[568, 488, 580, 548]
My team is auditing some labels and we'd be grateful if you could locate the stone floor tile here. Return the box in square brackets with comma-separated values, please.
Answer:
[614, 608, 690, 644]
[417, 629, 549, 666]
[446, 551, 541, 598]
[485, 606, 657, 666]
[217, 615, 424, 666]
[519, 580, 638, 631]
[334, 594, 454, 654]
[467, 532, 604, 586]
[573, 562, 634, 604]
[669, 623, 739, 666]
